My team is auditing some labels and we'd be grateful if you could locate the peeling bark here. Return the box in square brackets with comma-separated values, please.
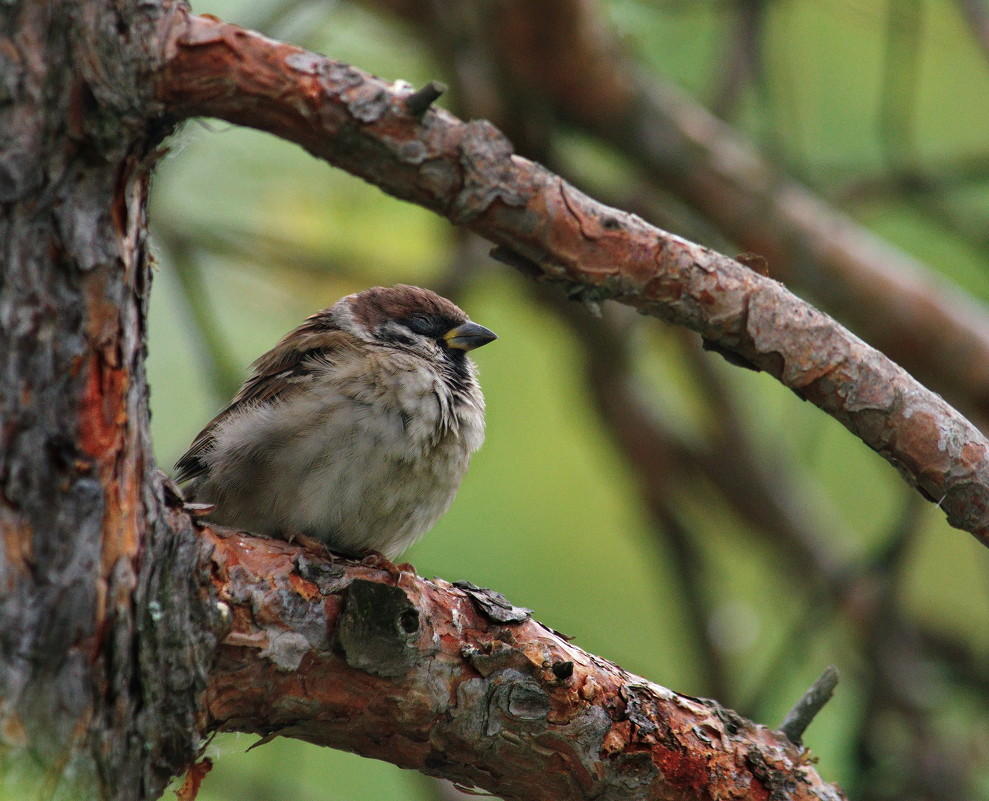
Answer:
[205, 529, 844, 801]
[156, 10, 989, 546]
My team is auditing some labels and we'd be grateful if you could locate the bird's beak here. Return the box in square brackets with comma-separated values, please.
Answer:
[444, 321, 498, 351]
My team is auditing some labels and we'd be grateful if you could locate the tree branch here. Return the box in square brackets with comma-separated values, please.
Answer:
[778, 666, 840, 748]
[155, 10, 989, 546]
[368, 0, 989, 429]
[203, 527, 844, 801]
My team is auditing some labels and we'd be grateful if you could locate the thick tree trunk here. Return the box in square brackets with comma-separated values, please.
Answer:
[0, 2, 219, 798]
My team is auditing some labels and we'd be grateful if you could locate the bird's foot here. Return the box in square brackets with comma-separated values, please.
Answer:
[360, 550, 416, 583]
[285, 531, 334, 559]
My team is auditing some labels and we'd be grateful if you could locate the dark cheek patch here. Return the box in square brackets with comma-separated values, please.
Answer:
[376, 323, 417, 347]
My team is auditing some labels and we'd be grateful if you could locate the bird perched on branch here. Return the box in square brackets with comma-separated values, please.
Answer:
[174, 284, 496, 559]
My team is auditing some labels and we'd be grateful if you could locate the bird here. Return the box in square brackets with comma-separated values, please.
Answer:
[173, 284, 496, 559]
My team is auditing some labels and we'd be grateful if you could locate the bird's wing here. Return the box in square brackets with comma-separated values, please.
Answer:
[173, 324, 360, 484]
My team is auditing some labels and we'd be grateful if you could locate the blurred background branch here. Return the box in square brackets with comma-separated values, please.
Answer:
[147, 1, 989, 799]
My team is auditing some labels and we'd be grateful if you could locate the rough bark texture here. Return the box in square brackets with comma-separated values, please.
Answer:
[0, 2, 221, 798]
[204, 528, 844, 801]
[155, 10, 989, 546]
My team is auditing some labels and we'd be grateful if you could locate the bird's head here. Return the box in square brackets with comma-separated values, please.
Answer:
[333, 284, 497, 364]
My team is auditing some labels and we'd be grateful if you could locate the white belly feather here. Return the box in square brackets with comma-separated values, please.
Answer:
[194, 349, 485, 558]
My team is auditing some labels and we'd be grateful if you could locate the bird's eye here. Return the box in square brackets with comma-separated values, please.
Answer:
[407, 314, 434, 335]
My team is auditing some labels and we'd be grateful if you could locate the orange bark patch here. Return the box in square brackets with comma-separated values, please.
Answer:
[78, 348, 140, 574]
[748, 774, 771, 801]
[652, 744, 710, 791]
[288, 571, 321, 600]
[78, 351, 126, 459]
[600, 720, 631, 758]
[175, 757, 213, 801]
[1, 517, 33, 586]
[100, 465, 140, 573]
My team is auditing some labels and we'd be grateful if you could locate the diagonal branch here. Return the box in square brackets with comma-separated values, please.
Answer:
[368, 0, 989, 428]
[155, 10, 989, 547]
[204, 526, 844, 801]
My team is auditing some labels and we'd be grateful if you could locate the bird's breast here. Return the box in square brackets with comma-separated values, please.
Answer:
[326, 353, 485, 454]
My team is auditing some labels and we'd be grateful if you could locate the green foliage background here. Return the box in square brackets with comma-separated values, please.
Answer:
[145, 1, 989, 799]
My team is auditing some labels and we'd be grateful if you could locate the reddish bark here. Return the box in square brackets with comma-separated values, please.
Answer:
[204, 528, 845, 801]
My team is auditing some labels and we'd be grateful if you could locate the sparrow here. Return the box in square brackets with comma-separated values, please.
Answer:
[174, 284, 496, 559]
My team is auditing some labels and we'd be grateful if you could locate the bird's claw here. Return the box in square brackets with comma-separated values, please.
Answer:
[360, 551, 415, 583]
